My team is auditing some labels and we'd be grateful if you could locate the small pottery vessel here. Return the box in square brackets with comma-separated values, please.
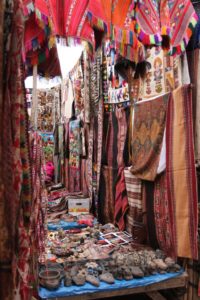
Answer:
[39, 270, 61, 290]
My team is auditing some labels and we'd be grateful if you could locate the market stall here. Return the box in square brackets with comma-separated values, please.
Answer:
[0, 1, 200, 300]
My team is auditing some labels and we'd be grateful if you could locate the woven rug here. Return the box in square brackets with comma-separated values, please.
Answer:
[166, 84, 198, 259]
[130, 94, 169, 181]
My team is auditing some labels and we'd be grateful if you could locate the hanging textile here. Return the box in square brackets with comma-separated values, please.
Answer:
[130, 94, 169, 181]
[143, 47, 182, 98]
[61, 78, 74, 120]
[83, 50, 91, 123]
[166, 84, 198, 259]
[64, 120, 70, 190]
[145, 181, 159, 249]
[37, 87, 60, 132]
[0, 1, 13, 298]
[124, 168, 146, 243]
[154, 172, 175, 257]
[102, 107, 130, 169]
[133, 0, 198, 54]
[98, 166, 118, 224]
[114, 167, 129, 231]
[23, 0, 55, 67]
[48, 0, 95, 48]
[1, 0, 33, 298]
[187, 1, 200, 50]
[69, 119, 81, 192]
[88, 0, 144, 62]
[90, 48, 102, 117]
[73, 64, 84, 118]
[187, 49, 200, 165]
[30, 132, 47, 262]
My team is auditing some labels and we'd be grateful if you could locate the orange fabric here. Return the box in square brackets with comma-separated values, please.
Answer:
[112, 0, 132, 28]
[169, 87, 192, 258]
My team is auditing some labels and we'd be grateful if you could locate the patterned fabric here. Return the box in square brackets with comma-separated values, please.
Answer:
[114, 167, 129, 231]
[36, 88, 60, 132]
[90, 49, 102, 117]
[23, 0, 55, 67]
[87, 118, 94, 200]
[96, 98, 104, 195]
[98, 166, 118, 224]
[116, 108, 129, 167]
[154, 172, 175, 257]
[68, 119, 81, 192]
[130, 94, 169, 181]
[49, 0, 95, 47]
[1, 0, 34, 298]
[145, 180, 159, 249]
[102, 107, 130, 168]
[30, 132, 47, 253]
[166, 84, 198, 259]
[61, 78, 74, 120]
[73, 64, 84, 118]
[187, 2, 200, 50]
[133, 0, 198, 54]
[124, 167, 145, 241]
[0, 1, 13, 300]
[83, 50, 90, 123]
[143, 47, 182, 98]
[187, 49, 200, 165]
[88, 0, 144, 62]
[0, 2, 13, 299]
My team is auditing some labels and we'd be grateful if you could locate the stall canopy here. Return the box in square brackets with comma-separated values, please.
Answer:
[22, 0, 198, 77]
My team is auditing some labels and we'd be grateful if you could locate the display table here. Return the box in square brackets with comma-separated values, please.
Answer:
[39, 270, 188, 300]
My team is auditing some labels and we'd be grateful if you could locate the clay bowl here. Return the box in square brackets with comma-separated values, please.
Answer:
[39, 269, 61, 290]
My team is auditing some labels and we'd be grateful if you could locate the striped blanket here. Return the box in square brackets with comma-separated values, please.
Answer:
[124, 168, 146, 243]
[166, 84, 198, 259]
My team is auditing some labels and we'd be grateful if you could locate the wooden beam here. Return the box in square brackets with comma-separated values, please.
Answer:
[147, 291, 166, 300]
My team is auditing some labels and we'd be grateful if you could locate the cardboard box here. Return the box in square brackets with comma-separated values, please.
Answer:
[68, 198, 90, 216]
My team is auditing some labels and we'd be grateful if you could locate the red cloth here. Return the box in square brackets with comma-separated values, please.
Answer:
[114, 167, 129, 231]
[48, 0, 95, 47]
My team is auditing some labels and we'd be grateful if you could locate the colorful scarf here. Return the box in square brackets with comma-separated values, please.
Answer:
[130, 94, 169, 181]
[166, 84, 198, 259]
[114, 167, 129, 231]
[133, 0, 198, 54]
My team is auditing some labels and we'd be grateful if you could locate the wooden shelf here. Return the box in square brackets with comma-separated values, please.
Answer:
[44, 272, 188, 300]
